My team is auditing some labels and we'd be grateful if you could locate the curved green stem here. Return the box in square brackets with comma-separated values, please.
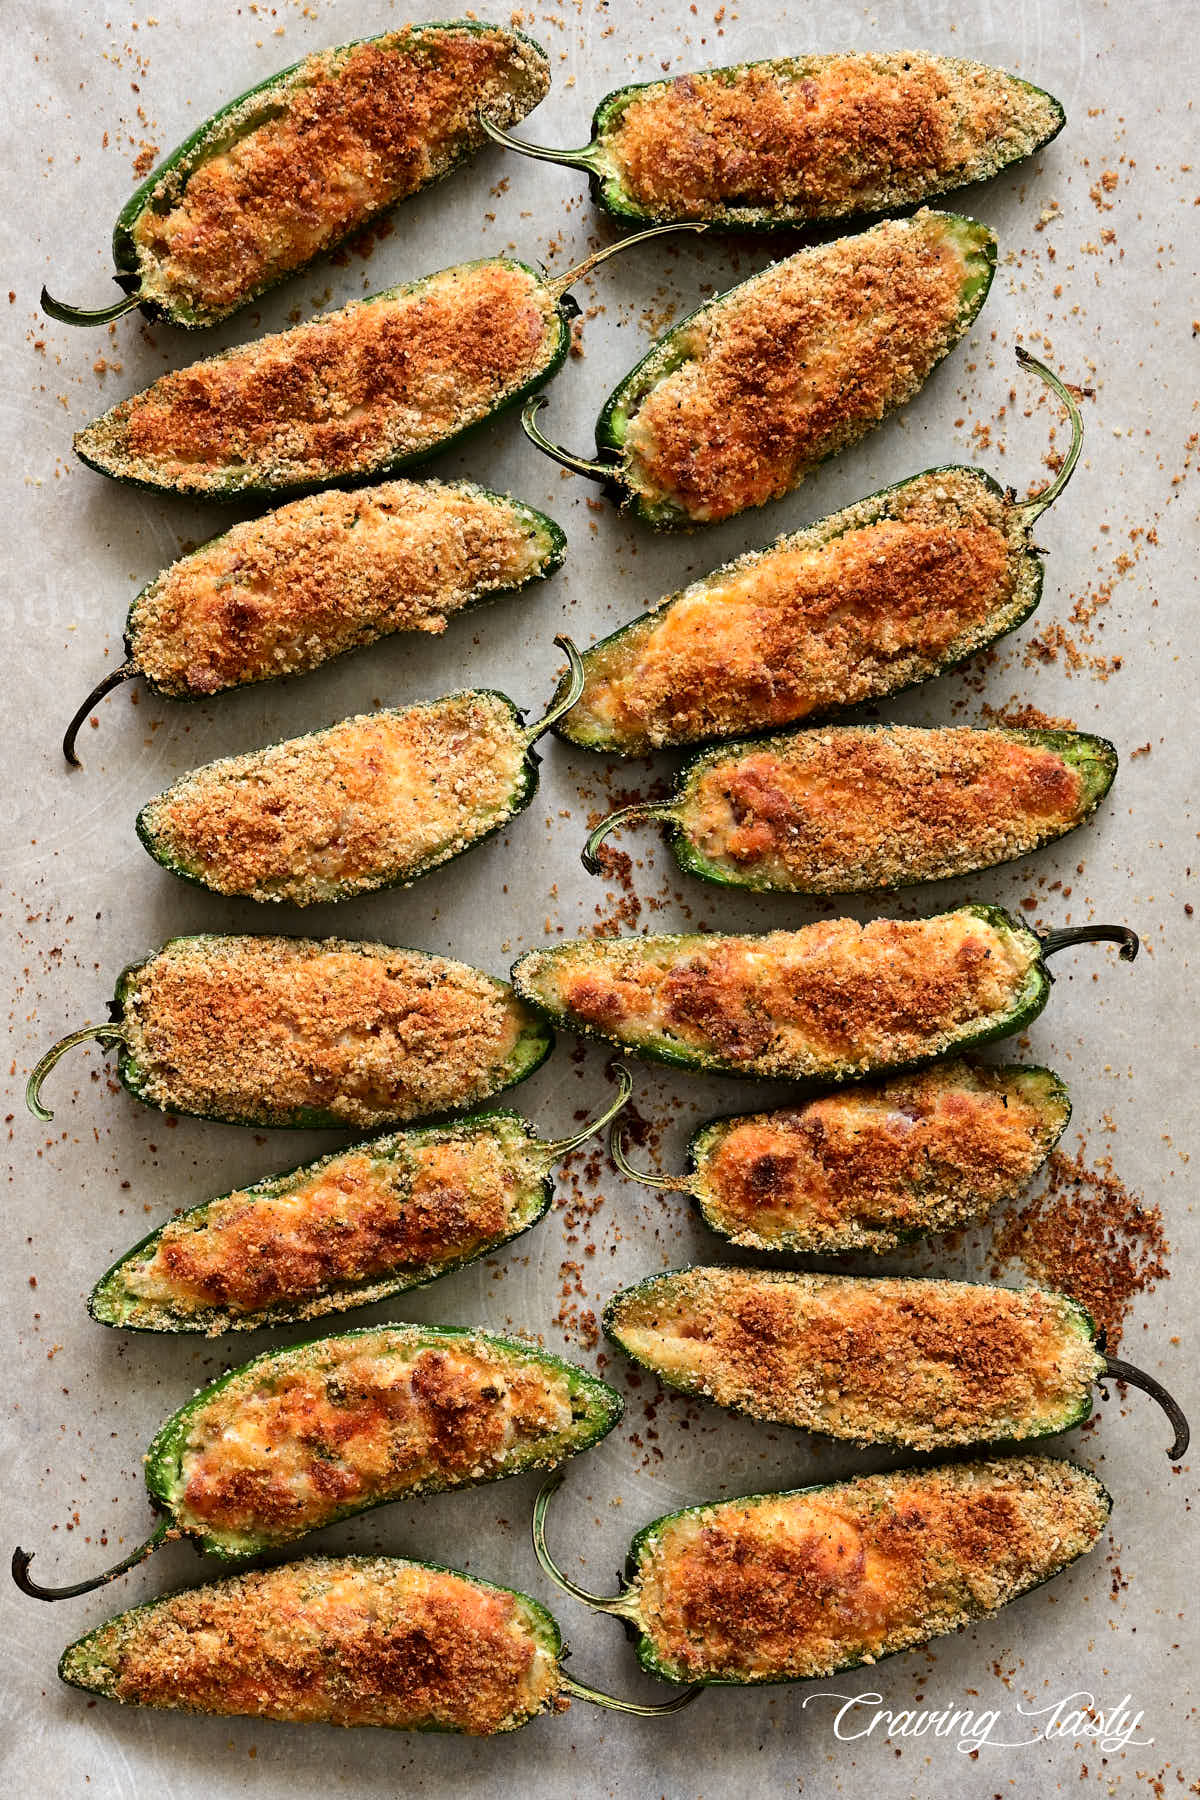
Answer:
[561, 1673, 702, 1716]
[609, 1118, 692, 1193]
[526, 636, 585, 745]
[1100, 1356, 1190, 1461]
[63, 659, 139, 768]
[479, 111, 601, 174]
[12, 1519, 167, 1601]
[1014, 347, 1085, 524]
[521, 396, 616, 483]
[1039, 924, 1139, 964]
[532, 1472, 642, 1621]
[541, 1064, 633, 1160]
[547, 223, 707, 300]
[26, 1023, 127, 1122]
[584, 801, 676, 875]
[41, 284, 142, 327]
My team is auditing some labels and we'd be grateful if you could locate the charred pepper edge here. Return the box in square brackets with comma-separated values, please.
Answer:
[44, 21, 552, 330]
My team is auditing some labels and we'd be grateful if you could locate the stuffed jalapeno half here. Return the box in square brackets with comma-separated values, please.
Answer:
[584, 724, 1117, 891]
[45, 23, 551, 330]
[532, 1459, 1111, 1685]
[556, 348, 1080, 749]
[89, 1068, 632, 1334]
[484, 52, 1063, 230]
[511, 908, 1137, 1084]
[603, 1270, 1188, 1458]
[27, 934, 552, 1130]
[135, 639, 583, 904]
[63, 478, 564, 768]
[611, 1059, 1069, 1254]
[522, 209, 994, 526]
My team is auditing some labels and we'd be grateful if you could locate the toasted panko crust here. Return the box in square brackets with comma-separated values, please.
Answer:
[120, 936, 538, 1128]
[607, 1271, 1102, 1450]
[619, 212, 986, 521]
[695, 1061, 1068, 1252]
[76, 261, 560, 494]
[139, 693, 529, 904]
[566, 468, 1026, 751]
[60, 1558, 563, 1732]
[132, 27, 550, 322]
[604, 53, 1061, 222]
[634, 1458, 1109, 1682]
[129, 480, 556, 697]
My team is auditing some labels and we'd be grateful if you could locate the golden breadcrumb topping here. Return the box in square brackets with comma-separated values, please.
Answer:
[609, 1271, 1101, 1450]
[568, 469, 1024, 751]
[620, 212, 981, 521]
[516, 912, 1040, 1080]
[140, 693, 528, 904]
[133, 28, 550, 321]
[62, 1559, 562, 1732]
[122, 937, 534, 1128]
[76, 262, 559, 493]
[169, 1331, 574, 1545]
[130, 481, 553, 697]
[696, 1061, 1067, 1252]
[686, 726, 1094, 890]
[605, 53, 1060, 221]
[636, 1458, 1108, 1682]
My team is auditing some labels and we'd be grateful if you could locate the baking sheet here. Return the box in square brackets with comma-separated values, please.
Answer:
[1, 0, 1196, 1793]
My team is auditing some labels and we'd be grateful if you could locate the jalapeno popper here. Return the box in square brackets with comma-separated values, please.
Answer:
[27, 934, 551, 1130]
[584, 725, 1117, 891]
[90, 1068, 631, 1335]
[557, 348, 1079, 748]
[533, 1459, 1111, 1685]
[44, 23, 551, 330]
[13, 1325, 623, 1599]
[610, 1059, 1070, 1254]
[604, 1271, 1188, 1458]
[484, 51, 1063, 230]
[63, 478, 564, 768]
[135, 639, 584, 904]
[57, 1558, 697, 1730]
[523, 209, 994, 526]
[511, 909, 1137, 1084]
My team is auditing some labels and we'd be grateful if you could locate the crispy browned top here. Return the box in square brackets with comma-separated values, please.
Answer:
[131, 481, 550, 696]
[133, 28, 550, 319]
[66, 1560, 560, 1732]
[569, 470, 1017, 750]
[123, 937, 532, 1128]
[688, 726, 1089, 890]
[141, 694, 527, 904]
[519, 914, 1039, 1079]
[622, 212, 975, 521]
[606, 54, 1059, 220]
[171, 1332, 574, 1543]
[636, 1458, 1108, 1681]
[699, 1061, 1066, 1252]
[77, 262, 558, 491]
[610, 1271, 1101, 1450]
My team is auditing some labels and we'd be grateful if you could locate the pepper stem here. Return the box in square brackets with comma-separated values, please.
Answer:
[1013, 347, 1085, 524]
[521, 395, 617, 484]
[1039, 924, 1139, 963]
[479, 111, 601, 173]
[1100, 1357, 1190, 1461]
[526, 636, 585, 745]
[584, 802, 676, 874]
[11, 1520, 168, 1601]
[62, 660, 139, 768]
[546, 223, 707, 300]
[561, 1673, 702, 1716]
[609, 1118, 692, 1193]
[532, 1473, 642, 1621]
[541, 1064, 633, 1160]
[26, 1023, 127, 1123]
[41, 284, 142, 327]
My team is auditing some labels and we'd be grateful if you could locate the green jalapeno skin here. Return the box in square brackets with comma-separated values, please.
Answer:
[484, 52, 1063, 232]
[46, 23, 552, 330]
